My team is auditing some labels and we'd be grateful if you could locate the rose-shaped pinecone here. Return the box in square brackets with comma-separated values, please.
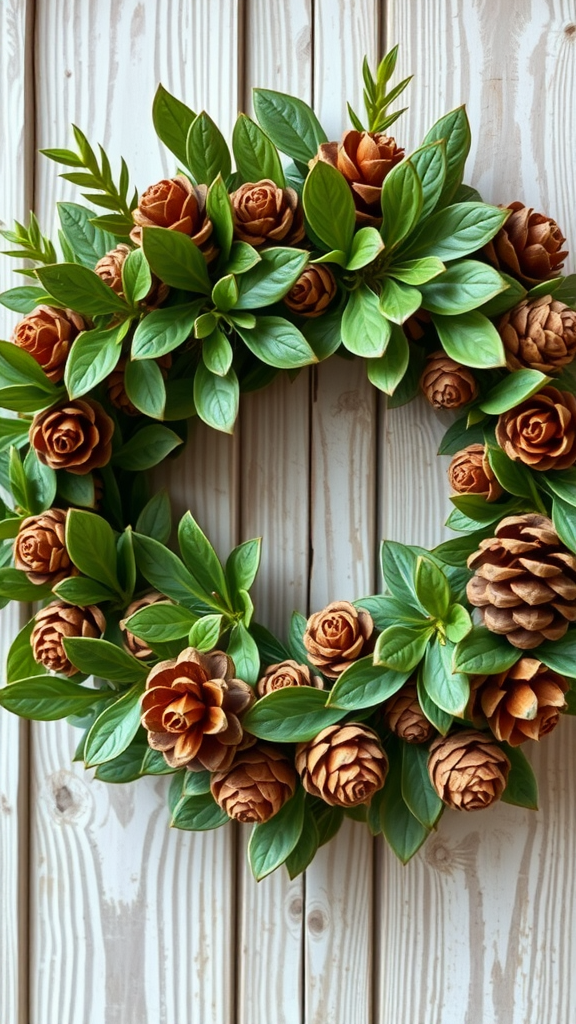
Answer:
[141, 647, 255, 771]
[466, 514, 576, 649]
[383, 682, 436, 744]
[498, 295, 576, 373]
[30, 398, 114, 475]
[31, 601, 106, 676]
[211, 744, 297, 823]
[131, 175, 217, 262]
[303, 600, 374, 679]
[296, 723, 388, 807]
[495, 385, 576, 471]
[94, 243, 169, 308]
[471, 658, 567, 745]
[448, 444, 503, 503]
[316, 130, 405, 225]
[120, 591, 166, 660]
[230, 179, 305, 247]
[14, 508, 73, 585]
[12, 305, 86, 383]
[284, 265, 337, 318]
[107, 354, 172, 416]
[483, 201, 568, 286]
[420, 351, 478, 410]
[256, 659, 323, 697]
[428, 729, 510, 810]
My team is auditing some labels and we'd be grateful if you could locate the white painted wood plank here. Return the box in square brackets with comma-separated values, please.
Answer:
[30, 3, 242, 1022]
[376, 3, 576, 1022]
[237, 3, 313, 1019]
[0, 3, 34, 1022]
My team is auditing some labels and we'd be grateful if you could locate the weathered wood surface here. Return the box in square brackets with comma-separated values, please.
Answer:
[1, 0, 575, 1021]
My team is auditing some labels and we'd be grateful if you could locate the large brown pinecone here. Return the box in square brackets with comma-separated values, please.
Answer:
[420, 351, 478, 410]
[316, 130, 405, 225]
[467, 514, 576, 649]
[141, 648, 255, 771]
[383, 682, 436, 744]
[495, 386, 576, 472]
[211, 744, 297, 823]
[14, 508, 73, 585]
[428, 729, 510, 810]
[295, 723, 388, 807]
[31, 601, 106, 676]
[303, 600, 374, 679]
[483, 201, 567, 286]
[471, 658, 567, 745]
[498, 295, 576, 373]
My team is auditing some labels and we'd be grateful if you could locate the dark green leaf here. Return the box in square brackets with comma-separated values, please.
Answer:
[225, 537, 261, 598]
[53, 576, 116, 606]
[380, 158, 423, 250]
[132, 302, 201, 359]
[0, 567, 53, 601]
[380, 738, 429, 863]
[94, 742, 148, 784]
[253, 89, 327, 163]
[537, 629, 576, 675]
[0, 678, 111, 720]
[250, 622, 292, 667]
[242, 686, 345, 742]
[135, 490, 172, 544]
[113, 425, 182, 470]
[186, 111, 231, 185]
[36, 263, 129, 316]
[124, 601, 196, 643]
[232, 114, 285, 186]
[65, 509, 121, 593]
[58, 202, 116, 269]
[422, 638, 469, 716]
[248, 786, 306, 880]
[171, 791, 229, 831]
[132, 531, 214, 613]
[501, 744, 538, 810]
[552, 497, 576, 553]
[285, 800, 319, 879]
[7, 618, 45, 683]
[206, 175, 234, 263]
[142, 227, 211, 293]
[0, 339, 59, 392]
[480, 369, 550, 414]
[327, 655, 409, 710]
[235, 247, 308, 309]
[84, 684, 144, 766]
[0, 286, 51, 313]
[63, 637, 147, 683]
[454, 626, 522, 674]
[152, 85, 196, 167]
[416, 668, 453, 734]
[65, 321, 126, 399]
[401, 742, 443, 828]
[178, 511, 230, 606]
[422, 106, 471, 206]
[302, 160, 356, 253]
[124, 357, 166, 420]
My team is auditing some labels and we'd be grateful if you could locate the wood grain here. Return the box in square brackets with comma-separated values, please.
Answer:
[0, 2, 34, 1022]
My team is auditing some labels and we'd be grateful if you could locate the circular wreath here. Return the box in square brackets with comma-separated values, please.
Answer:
[1, 48, 575, 879]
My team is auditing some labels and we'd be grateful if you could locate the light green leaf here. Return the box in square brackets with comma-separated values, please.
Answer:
[302, 160, 356, 253]
[432, 310, 506, 368]
[193, 362, 239, 433]
[341, 285, 392, 357]
[84, 684, 144, 767]
[420, 260, 508, 315]
[378, 278, 421, 324]
[236, 316, 317, 369]
[366, 323, 409, 395]
[380, 158, 423, 250]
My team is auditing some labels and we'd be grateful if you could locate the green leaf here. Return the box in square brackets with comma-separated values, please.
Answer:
[206, 175, 234, 263]
[401, 743, 443, 829]
[225, 537, 261, 598]
[381, 540, 421, 605]
[253, 89, 328, 164]
[188, 614, 223, 651]
[142, 227, 211, 293]
[132, 531, 214, 614]
[374, 624, 434, 673]
[405, 203, 508, 261]
[444, 603, 472, 643]
[378, 278, 421, 325]
[124, 602, 197, 643]
[227, 621, 260, 685]
[57, 202, 116, 268]
[367, 322, 410, 396]
[541, 468, 576, 508]
[408, 140, 447, 219]
[122, 248, 152, 304]
[113, 425, 182, 470]
[178, 511, 230, 606]
[135, 490, 172, 545]
[152, 85, 196, 167]
[501, 744, 538, 810]
[420, 260, 507, 315]
[414, 555, 451, 619]
[486, 445, 537, 500]
[94, 742, 148, 784]
[232, 114, 285, 187]
[193, 362, 239, 433]
[224, 242, 261, 275]
[341, 285, 391, 358]
[0, 678, 111, 720]
[433, 529, 492, 566]
[354, 595, 427, 632]
[131, 302, 202, 359]
[201, 329, 232, 377]
[421, 638, 469, 716]
[454, 626, 522, 674]
[236, 316, 317, 369]
[211, 276, 238, 314]
[327, 655, 409, 710]
[242, 686, 345, 742]
[480, 369, 550, 414]
[0, 385, 58, 414]
[416, 669, 453, 735]
[380, 158, 423, 250]
[346, 226, 384, 270]
[380, 738, 429, 863]
[285, 799, 320, 879]
[53, 576, 116, 606]
[22, 447, 57, 514]
[422, 106, 471, 207]
[124, 357, 166, 420]
[186, 111, 231, 185]
[7, 618, 46, 683]
[65, 509, 121, 594]
[553, 496, 576, 553]
[234, 246, 308, 309]
[0, 339, 60, 392]
[140, 746, 177, 776]
[0, 567, 53, 601]
[302, 160, 356, 253]
[171, 791, 229, 831]
[0, 286, 52, 313]
[432, 310, 506, 368]
[64, 321, 126, 399]
[36, 263, 129, 316]
[63, 637, 147, 683]
[537, 629, 576, 675]
[387, 256, 445, 285]
[449, 493, 520, 525]
[84, 684, 144, 767]
[248, 787, 306, 880]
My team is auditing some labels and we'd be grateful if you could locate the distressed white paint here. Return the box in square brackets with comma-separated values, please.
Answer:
[0, 1, 575, 1021]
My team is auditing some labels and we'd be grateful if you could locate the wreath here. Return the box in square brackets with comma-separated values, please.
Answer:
[1, 47, 575, 880]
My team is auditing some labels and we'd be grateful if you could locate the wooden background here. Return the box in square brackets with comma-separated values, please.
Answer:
[1, 1, 576, 1021]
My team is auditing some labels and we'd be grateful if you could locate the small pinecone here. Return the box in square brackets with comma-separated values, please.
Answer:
[428, 729, 510, 810]
[383, 682, 436, 744]
[211, 744, 297, 823]
[120, 591, 166, 660]
[256, 660, 323, 697]
[303, 601, 374, 679]
[498, 295, 576, 373]
[483, 201, 568, 286]
[295, 723, 388, 807]
[14, 508, 73, 585]
[107, 353, 172, 416]
[467, 514, 576, 649]
[31, 601, 106, 676]
[448, 444, 503, 503]
[495, 386, 576, 472]
[420, 351, 478, 410]
[471, 658, 567, 745]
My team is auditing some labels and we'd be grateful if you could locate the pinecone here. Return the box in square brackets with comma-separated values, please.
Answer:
[483, 201, 567, 286]
[498, 295, 576, 373]
[120, 591, 167, 660]
[420, 351, 478, 410]
[256, 660, 323, 697]
[467, 514, 576, 649]
[295, 723, 387, 807]
[428, 729, 510, 810]
[383, 681, 436, 744]
[471, 658, 567, 745]
[211, 744, 297, 823]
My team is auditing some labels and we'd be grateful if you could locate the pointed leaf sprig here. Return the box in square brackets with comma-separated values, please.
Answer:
[1, 213, 57, 276]
[348, 46, 412, 134]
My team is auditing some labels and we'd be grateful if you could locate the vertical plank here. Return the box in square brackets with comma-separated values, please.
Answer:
[305, 5, 380, 1021]
[0, 2, 34, 1022]
[30, 3, 242, 1022]
[236, 4, 312, 1021]
[376, 2, 576, 1022]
